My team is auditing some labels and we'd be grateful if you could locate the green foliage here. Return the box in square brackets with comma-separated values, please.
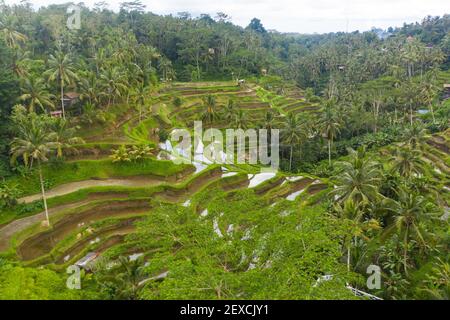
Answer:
[0, 264, 89, 300]
[110, 144, 154, 163]
[114, 194, 359, 299]
[0, 182, 20, 208]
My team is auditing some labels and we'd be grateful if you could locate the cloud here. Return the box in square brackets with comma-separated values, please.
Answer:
[4, 0, 449, 33]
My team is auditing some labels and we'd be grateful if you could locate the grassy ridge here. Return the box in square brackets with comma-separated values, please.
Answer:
[6, 158, 191, 197]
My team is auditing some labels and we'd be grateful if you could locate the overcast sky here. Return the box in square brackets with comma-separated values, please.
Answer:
[4, 0, 450, 33]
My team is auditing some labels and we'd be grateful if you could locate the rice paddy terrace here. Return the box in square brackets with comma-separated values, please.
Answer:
[0, 81, 328, 267]
[0, 81, 448, 295]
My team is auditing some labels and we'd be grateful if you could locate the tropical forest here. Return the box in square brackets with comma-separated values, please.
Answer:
[0, 1, 449, 301]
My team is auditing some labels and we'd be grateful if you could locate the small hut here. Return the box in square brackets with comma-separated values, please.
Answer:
[50, 110, 63, 118]
[63, 92, 81, 114]
[444, 84, 450, 100]
[63, 92, 80, 105]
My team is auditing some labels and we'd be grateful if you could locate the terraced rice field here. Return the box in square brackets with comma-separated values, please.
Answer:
[1, 81, 448, 285]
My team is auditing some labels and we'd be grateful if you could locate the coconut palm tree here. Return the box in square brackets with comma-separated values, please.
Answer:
[51, 118, 84, 158]
[78, 72, 102, 105]
[132, 83, 148, 123]
[100, 67, 127, 107]
[331, 147, 383, 204]
[421, 258, 450, 300]
[90, 48, 107, 76]
[334, 199, 382, 271]
[98, 256, 147, 300]
[222, 99, 236, 123]
[158, 56, 174, 82]
[384, 188, 435, 274]
[201, 94, 219, 126]
[318, 99, 341, 166]
[261, 111, 276, 131]
[45, 51, 79, 119]
[0, 17, 27, 49]
[389, 147, 425, 179]
[19, 78, 55, 113]
[12, 50, 33, 78]
[234, 109, 247, 129]
[10, 114, 57, 226]
[402, 123, 427, 149]
[281, 113, 305, 171]
[420, 70, 439, 124]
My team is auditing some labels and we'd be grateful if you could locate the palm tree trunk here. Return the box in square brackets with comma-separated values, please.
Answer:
[410, 104, 413, 126]
[404, 230, 408, 275]
[289, 145, 293, 171]
[347, 246, 351, 272]
[38, 160, 50, 226]
[328, 139, 332, 166]
[430, 104, 436, 124]
[60, 78, 65, 119]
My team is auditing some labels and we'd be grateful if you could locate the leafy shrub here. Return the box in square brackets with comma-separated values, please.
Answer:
[0, 183, 20, 208]
[110, 145, 154, 163]
[17, 201, 43, 215]
[173, 96, 183, 108]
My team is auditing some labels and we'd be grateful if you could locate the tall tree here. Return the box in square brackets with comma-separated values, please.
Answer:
[10, 109, 57, 226]
[19, 78, 55, 113]
[45, 51, 78, 119]
[281, 113, 305, 171]
[318, 100, 341, 166]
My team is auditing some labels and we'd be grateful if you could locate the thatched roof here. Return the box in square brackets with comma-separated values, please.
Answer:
[64, 92, 80, 99]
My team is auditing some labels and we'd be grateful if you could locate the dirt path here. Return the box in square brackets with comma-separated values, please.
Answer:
[19, 176, 173, 204]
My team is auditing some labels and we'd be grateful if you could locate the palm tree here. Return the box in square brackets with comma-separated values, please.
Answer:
[331, 147, 383, 204]
[90, 48, 107, 76]
[390, 147, 425, 179]
[384, 188, 435, 274]
[100, 67, 127, 107]
[0, 18, 27, 49]
[19, 78, 55, 113]
[333, 199, 365, 271]
[261, 111, 276, 132]
[99, 256, 147, 300]
[201, 95, 219, 126]
[52, 118, 84, 158]
[133, 83, 148, 123]
[158, 56, 174, 82]
[78, 72, 101, 105]
[234, 109, 247, 129]
[422, 258, 450, 300]
[420, 70, 439, 124]
[401, 80, 419, 126]
[281, 113, 305, 171]
[222, 99, 236, 123]
[12, 50, 33, 78]
[318, 100, 341, 166]
[402, 123, 427, 149]
[10, 114, 57, 226]
[45, 51, 79, 119]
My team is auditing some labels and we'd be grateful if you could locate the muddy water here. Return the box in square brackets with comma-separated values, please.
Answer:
[18, 200, 151, 261]
[306, 183, 328, 195]
[276, 178, 314, 198]
[254, 177, 285, 195]
[427, 139, 450, 154]
[0, 193, 130, 252]
[155, 167, 222, 202]
[54, 218, 139, 265]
